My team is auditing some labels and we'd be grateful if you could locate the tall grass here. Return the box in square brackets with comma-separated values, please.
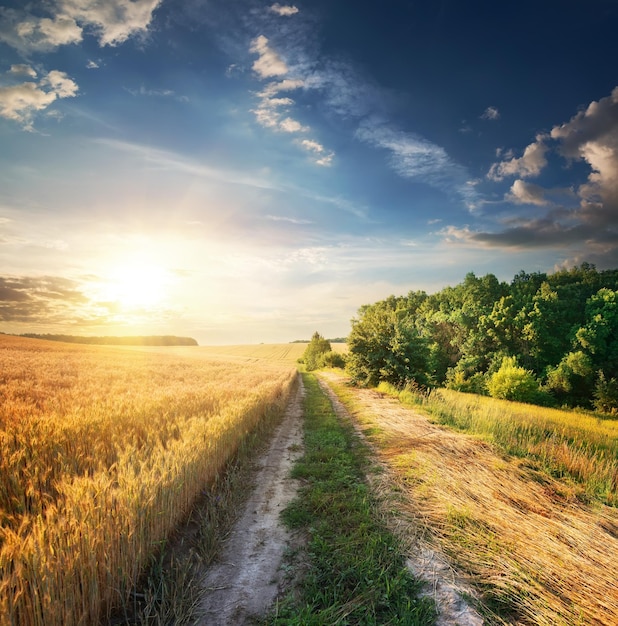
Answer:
[0, 335, 296, 626]
[324, 372, 618, 625]
[378, 382, 618, 506]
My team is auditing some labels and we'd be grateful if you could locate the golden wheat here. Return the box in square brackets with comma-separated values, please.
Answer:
[0, 335, 296, 626]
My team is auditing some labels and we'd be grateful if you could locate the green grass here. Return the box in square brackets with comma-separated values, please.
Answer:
[267, 373, 436, 625]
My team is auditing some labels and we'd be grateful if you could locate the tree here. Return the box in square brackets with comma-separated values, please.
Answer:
[576, 288, 618, 379]
[302, 332, 332, 371]
[346, 300, 430, 387]
[544, 351, 594, 407]
[524, 282, 573, 373]
[593, 372, 618, 414]
[486, 356, 540, 403]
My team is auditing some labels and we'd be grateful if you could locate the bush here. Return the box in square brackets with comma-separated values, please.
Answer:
[593, 372, 618, 414]
[445, 369, 487, 395]
[486, 356, 540, 403]
[317, 351, 346, 369]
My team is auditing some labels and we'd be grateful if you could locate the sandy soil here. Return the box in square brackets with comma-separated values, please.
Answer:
[197, 376, 305, 625]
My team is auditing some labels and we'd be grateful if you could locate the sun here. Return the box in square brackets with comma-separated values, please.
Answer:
[98, 260, 171, 311]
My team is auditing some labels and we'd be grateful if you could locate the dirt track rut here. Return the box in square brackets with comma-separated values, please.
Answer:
[197, 376, 305, 625]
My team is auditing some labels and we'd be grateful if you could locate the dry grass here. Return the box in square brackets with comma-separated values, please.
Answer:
[320, 371, 618, 626]
[381, 384, 618, 507]
[0, 335, 296, 626]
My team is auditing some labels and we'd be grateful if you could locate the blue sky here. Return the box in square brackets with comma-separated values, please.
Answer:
[1, 0, 617, 344]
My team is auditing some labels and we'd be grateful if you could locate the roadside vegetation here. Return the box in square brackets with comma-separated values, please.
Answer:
[0, 335, 296, 626]
[377, 381, 618, 506]
[298, 331, 347, 371]
[268, 373, 436, 625]
[320, 370, 618, 625]
[346, 264, 618, 412]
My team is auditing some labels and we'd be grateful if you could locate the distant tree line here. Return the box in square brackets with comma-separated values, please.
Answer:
[291, 337, 347, 343]
[19, 334, 198, 346]
[346, 264, 618, 412]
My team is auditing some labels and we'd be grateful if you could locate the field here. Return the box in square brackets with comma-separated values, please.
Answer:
[117, 341, 347, 363]
[321, 370, 618, 625]
[0, 335, 297, 626]
[6, 331, 618, 625]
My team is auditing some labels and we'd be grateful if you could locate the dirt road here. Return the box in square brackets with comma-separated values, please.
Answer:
[196, 372, 482, 625]
[197, 376, 305, 625]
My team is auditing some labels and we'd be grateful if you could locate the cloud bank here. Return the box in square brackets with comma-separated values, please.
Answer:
[453, 87, 618, 265]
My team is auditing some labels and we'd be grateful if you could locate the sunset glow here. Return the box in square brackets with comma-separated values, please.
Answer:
[96, 260, 172, 312]
[1, 1, 617, 344]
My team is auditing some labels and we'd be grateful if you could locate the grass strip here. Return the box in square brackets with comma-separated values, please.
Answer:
[268, 373, 436, 625]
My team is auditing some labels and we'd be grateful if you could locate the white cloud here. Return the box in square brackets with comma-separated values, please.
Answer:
[481, 106, 500, 120]
[488, 134, 548, 180]
[0, 69, 78, 130]
[269, 4, 299, 17]
[7, 12, 83, 51]
[44, 70, 79, 98]
[126, 85, 188, 102]
[9, 64, 37, 78]
[279, 117, 308, 133]
[60, 0, 161, 46]
[265, 214, 312, 224]
[445, 87, 618, 265]
[315, 152, 334, 167]
[301, 139, 325, 153]
[0, 83, 56, 127]
[298, 138, 334, 166]
[259, 79, 305, 98]
[86, 60, 99, 69]
[250, 35, 288, 78]
[356, 119, 477, 207]
[506, 179, 549, 205]
[0, 0, 161, 52]
[550, 86, 618, 228]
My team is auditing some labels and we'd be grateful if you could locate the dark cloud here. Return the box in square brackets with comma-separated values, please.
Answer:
[0, 276, 90, 323]
[454, 87, 618, 266]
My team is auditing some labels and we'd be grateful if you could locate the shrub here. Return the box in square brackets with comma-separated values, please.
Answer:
[593, 371, 618, 414]
[486, 356, 540, 403]
[446, 369, 487, 395]
[317, 350, 346, 369]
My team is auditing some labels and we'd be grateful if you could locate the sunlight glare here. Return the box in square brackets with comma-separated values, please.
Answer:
[99, 259, 172, 311]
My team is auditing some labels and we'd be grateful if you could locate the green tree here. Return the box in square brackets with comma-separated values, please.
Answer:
[576, 288, 618, 378]
[346, 300, 430, 387]
[544, 351, 594, 407]
[486, 356, 540, 403]
[302, 332, 332, 371]
[593, 372, 618, 414]
[524, 282, 573, 373]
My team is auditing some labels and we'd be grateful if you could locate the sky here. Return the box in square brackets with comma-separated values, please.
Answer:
[1, 0, 617, 344]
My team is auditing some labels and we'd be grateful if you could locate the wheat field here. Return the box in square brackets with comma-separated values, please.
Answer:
[0, 335, 297, 626]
